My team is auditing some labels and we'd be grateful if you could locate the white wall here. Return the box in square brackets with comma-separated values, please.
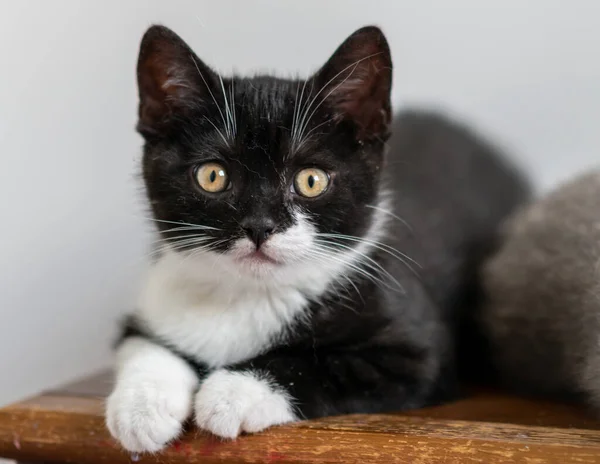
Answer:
[0, 0, 599, 407]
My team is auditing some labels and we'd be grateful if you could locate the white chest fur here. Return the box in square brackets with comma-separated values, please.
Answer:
[136, 251, 313, 367]
[135, 202, 389, 367]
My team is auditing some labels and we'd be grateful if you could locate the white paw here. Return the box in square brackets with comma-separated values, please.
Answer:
[106, 380, 193, 453]
[194, 370, 297, 439]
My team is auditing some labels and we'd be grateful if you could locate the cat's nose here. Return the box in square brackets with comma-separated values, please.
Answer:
[241, 218, 276, 249]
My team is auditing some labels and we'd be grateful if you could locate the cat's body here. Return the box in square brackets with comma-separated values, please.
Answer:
[480, 171, 600, 408]
[106, 25, 529, 453]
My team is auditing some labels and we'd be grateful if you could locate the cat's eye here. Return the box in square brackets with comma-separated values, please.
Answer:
[195, 162, 230, 193]
[293, 168, 330, 198]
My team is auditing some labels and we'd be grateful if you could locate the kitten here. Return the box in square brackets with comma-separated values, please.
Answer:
[480, 171, 600, 408]
[105, 24, 529, 452]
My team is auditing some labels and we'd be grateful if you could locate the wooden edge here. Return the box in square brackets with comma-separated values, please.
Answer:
[1, 394, 600, 464]
[25, 370, 600, 430]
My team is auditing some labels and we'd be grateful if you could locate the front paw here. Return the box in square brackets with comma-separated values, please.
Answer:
[194, 370, 297, 439]
[106, 380, 193, 453]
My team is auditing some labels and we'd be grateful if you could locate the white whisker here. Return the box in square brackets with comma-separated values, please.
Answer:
[317, 233, 421, 272]
[218, 74, 234, 139]
[162, 224, 221, 233]
[290, 77, 311, 152]
[291, 81, 301, 146]
[295, 63, 359, 149]
[151, 236, 213, 253]
[314, 242, 404, 292]
[190, 55, 230, 144]
[203, 116, 229, 146]
[338, 273, 365, 306]
[310, 244, 401, 292]
[295, 116, 336, 151]
[366, 204, 413, 232]
[137, 216, 221, 231]
[230, 77, 237, 136]
[181, 239, 229, 265]
[150, 233, 213, 246]
[293, 53, 382, 153]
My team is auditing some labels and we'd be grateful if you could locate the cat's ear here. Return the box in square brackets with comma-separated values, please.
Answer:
[136, 25, 218, 137]
[313, 26, 392, 141]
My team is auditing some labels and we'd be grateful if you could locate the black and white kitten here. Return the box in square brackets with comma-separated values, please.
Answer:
[105, 25, 529, 452]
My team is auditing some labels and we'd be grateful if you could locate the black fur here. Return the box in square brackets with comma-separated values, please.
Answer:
[123, 25, 530, 421]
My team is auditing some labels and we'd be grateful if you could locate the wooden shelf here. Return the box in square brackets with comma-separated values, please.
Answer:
[1, 372, 599, 463]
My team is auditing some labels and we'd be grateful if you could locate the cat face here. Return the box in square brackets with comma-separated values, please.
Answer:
[137, 25, 392, 278]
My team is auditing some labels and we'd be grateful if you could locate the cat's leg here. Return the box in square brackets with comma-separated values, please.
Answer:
[194, 345, 443, 439]
[105, 337, 200, 452]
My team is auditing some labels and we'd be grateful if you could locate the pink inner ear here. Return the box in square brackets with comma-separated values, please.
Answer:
[140, 54, 192, 102]
[138, 56, 172, 126]
[136, 25, 216, 134]
[137, 50, 206, 131]
[331, 55, 391, 140]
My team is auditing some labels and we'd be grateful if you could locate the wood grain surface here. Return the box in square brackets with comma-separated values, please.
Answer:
[1, 372, 600, 464]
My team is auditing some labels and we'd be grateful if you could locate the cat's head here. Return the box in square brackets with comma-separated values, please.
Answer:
[138, 25, 392, 282]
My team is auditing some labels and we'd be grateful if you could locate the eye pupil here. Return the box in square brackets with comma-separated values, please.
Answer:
[293, 168, 329, 198]
[195, 162, 229, 193]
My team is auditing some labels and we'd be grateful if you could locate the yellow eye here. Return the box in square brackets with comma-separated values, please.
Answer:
[195, 162, 230, 193]
[294, 168, 329, 198]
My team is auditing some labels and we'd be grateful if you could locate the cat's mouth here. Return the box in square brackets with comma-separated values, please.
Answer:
[236, 249, 281, 266]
